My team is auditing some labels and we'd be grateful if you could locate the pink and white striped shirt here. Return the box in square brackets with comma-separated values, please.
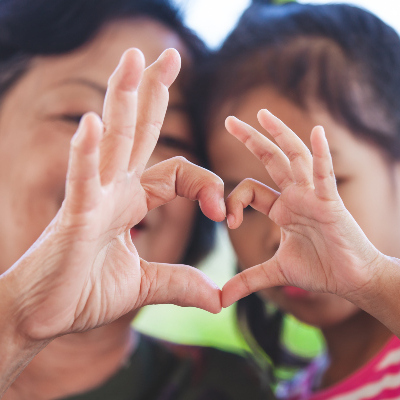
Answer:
[277, 336, 400, 400]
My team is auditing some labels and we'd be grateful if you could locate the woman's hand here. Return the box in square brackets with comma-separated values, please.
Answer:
[221, 109, 395, 315]
[3, 48, 225, 345]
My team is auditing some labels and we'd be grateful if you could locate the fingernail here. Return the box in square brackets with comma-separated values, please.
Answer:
[227, 214, 235, 228]
[219, 198, 226, 217]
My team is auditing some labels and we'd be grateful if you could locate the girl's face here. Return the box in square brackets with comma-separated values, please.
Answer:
[209, 86, 400, 328]
[0, 18, 198, 274]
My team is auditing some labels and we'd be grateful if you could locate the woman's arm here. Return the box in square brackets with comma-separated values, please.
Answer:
[0, 48, 225, 397]
[222, 109, 400, 337]
[0, 271, 49, 397]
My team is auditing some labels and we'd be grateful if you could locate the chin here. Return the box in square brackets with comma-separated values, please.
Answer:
[291, 312, 360, 330]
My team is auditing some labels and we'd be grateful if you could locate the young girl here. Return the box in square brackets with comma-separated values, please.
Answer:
[202, 2, 400, 398]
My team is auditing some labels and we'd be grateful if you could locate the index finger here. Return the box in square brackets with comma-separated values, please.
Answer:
[140, 156, 226, 222]
[257, 109, 313, 186]
[129, 48, 181, 174]
[225, 116, 294, 191]
[100, 48, 145, 184]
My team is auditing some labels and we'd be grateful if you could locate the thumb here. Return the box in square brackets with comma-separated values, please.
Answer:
[138, 259, 222, 314]
[222, 256, 286, 308]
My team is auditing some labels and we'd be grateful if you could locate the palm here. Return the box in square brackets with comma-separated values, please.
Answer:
[271, 187, 342, 292]
[16, 49, 225, 341]
[222, 110, 379, 307]
[63, 182, 147, 333]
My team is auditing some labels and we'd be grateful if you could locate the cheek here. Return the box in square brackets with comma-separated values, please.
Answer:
[13, 141, 69, 208]
[257, 288, 361, 328]
[0, 131, 70, 268]
[1, 123, 71, 201]
[340, 176, 400, 256]
[162, 196, 197, 229]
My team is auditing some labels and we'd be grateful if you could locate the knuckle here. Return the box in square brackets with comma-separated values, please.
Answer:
[235, 178, 257, 193]
[260, 150, 275, 166]
[139, 120, 163, 141]
[139, 264, 159, 305]
[286, 149, 301, 162]
[173, 155, 189, 165]
[240, 272, 251, 294]
[148, 119, 163, 133]
[111, 125, 135, 140]
[242, 177, 257, 187]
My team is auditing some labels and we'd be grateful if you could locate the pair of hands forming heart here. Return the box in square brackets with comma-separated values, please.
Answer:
[0, 48, 398, 392]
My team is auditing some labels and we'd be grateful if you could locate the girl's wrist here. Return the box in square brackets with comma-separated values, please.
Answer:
[346, 253, 400, 337]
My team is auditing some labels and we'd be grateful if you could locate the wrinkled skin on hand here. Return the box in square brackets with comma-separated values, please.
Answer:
[8, 48, 225, 342]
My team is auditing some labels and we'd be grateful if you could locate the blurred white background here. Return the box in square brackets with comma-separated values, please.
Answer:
[173, 0, 400, 48]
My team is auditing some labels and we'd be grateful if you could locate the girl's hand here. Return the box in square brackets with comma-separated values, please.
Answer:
[222, 109, 386, 309]
[6, 48, 225, 343]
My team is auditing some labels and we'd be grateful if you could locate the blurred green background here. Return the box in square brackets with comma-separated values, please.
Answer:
[133, 225, 325, 363]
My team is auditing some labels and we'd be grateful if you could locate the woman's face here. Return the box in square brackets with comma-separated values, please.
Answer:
[209, 86, 400, 329]
[0, 18, 198, 273]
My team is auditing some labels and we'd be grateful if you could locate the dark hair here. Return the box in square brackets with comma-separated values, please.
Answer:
[198, 2, 400, 371]
[0, 0, 214, 265]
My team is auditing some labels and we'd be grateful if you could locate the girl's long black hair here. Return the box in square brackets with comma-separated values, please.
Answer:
[197, 1, 400, 373]
[0, 0, 215, 265]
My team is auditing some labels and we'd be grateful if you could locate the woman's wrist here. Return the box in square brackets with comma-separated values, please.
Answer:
[0, 267, 49, 397]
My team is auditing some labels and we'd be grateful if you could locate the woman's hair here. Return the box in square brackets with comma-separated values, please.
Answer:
[197, 2, 400, 371]
[0, 0, 215, 265]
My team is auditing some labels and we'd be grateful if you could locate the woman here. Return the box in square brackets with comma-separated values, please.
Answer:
[0, 1, 271, 399]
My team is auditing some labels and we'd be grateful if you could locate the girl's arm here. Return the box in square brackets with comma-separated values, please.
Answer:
[0, 48, 225, 397]
[222, 109, 400, 337]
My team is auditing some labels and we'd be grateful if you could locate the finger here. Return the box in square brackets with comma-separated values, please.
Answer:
[141, 156, 226, 222]
[226, 178, 280, 229]
[65, 113, 103, 214]
[139, 259, 222, 314]
[222, 257, 287, 308]
[225, 116, 294, 190]
[310, 126, 339, 201]
[100, 48, 145, 184]
[129, 48, 181, 174]
[257, 109, 313, 186]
